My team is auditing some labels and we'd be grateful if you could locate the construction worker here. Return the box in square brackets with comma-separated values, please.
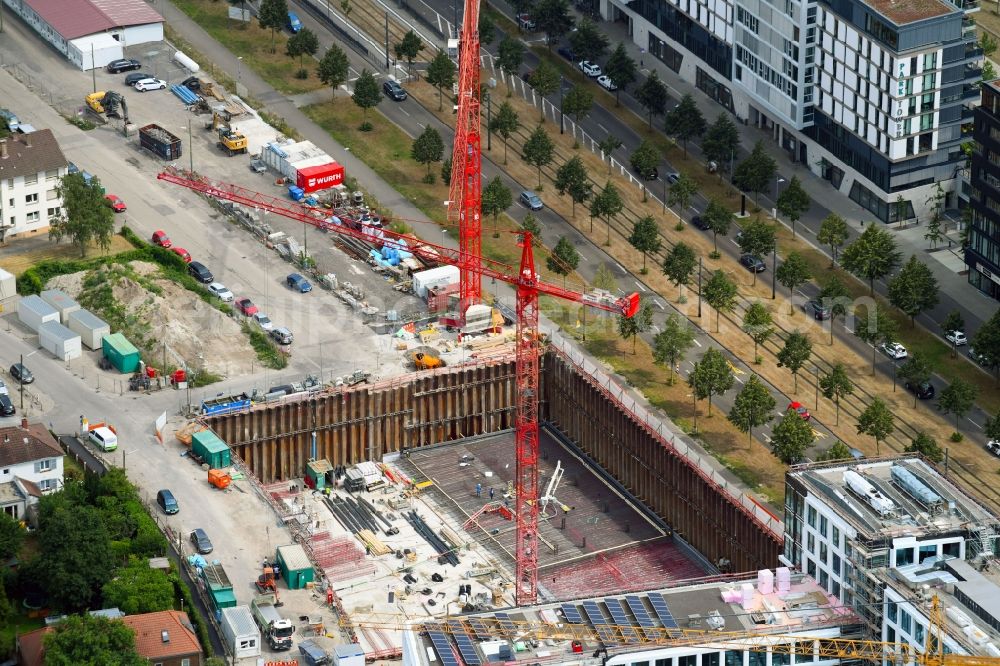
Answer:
[489, 487, 495, 500]
[475, 483, 482, 498]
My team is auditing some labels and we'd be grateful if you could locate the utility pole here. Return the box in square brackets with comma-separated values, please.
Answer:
[697, 257, 703, 318]
[771, 247, 777, 299]
[385, 12, 390, 71]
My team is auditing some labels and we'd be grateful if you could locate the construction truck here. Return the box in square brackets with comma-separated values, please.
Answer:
[207, 111, 248, 156]
[409, 348, 444, 370]
[250, 593, 294, 650]
[85, 91, 129, 122]
[208, 468, 231, 489]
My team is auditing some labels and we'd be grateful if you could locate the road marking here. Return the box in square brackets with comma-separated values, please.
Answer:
[349, 264, 364, 275]
[844, 326, 854, 334]
[399, 108, 411, 117]
[763, 434, 772, 443]
[598, 123, 609, 133]
[654, 301, 665, 310]
[734, 375, 745, 384]
[635, 281, 647, 292]
[693, 339, 702, 347]
[614, 261, 626, 272]
[654, 298, 666, 309]
[968, 417, 983, 429]
[726, 360, 746, 376]
[812, 428, 827, 441]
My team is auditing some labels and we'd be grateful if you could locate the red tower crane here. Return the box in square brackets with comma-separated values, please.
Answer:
[157, 169, 640, 604]
[447, 0, 483, 321]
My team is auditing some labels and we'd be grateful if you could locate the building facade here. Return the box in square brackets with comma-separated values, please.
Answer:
[966, 79, 1000, 300]
[0, 130, 68, 242]
[606, 0, 981, 222]
[0, 420, 65, 521]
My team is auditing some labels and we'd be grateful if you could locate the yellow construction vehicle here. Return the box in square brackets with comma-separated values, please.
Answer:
[85, 91, 128, 121]
[85, 91, 107, 113]
[207, 111, 248, 156]
[409, 347, 444, 370]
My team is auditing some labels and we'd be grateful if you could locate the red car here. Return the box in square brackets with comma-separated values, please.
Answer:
[172, 247, 192, 263]
[235, 297, 258, 316]
[105, 194, 126, 212]
[151, 230, 172, 248]
[788, 401, 811, 420]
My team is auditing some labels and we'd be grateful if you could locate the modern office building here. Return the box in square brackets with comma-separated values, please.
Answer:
[607, 0, 981, 222]
[966, 79, 1000, 300]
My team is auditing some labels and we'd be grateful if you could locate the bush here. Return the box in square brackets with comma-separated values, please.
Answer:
[950, 432, 964, 443]
[243, 324, 288, 369]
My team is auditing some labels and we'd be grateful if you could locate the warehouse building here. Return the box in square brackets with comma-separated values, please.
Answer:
[0, 0, 164, 70]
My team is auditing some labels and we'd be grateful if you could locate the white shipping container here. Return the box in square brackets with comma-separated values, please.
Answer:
[18, 295, 59, 332]
[412, 265, 460, 299]
[0, 268, 16, 299]
[38, 321, 82, 361]
[40, 289, 80, 324]
[262, 140, 294, 173]
[220, 606, 261, 659]
[287, 155, 333, 182]
[279, 145, 328, 181]
[67, 309, 111, 350]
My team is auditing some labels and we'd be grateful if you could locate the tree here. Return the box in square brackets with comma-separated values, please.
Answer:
[522, 125, 555, 188]
[662, 242, 697, 300]
[941, 310, 966, 357]
[592, 262, 618, 292]
[888, 254, 940, 326]
[604, 44, 638, 105]
[562, 84, 594, 125]
[841, 225, 902, 295]
[667, 173, 698, 214]
[351, 69, 381, 130]
[898, 352, 932, 408]
[777, 330, 812, 392]
[598, 135, 623, 174]
[43, 614, 145, 666]
[702, 113, 740, 179]
[702, 198, 733, 252]
[426, 50, 456, 111]
[554, 155, 592, 216]
[590, 181, 624, 245]
[733, 140, 777, 203]
[635, 71, 668, 127]
[629, 140, 660, 181]
[736, 217, 776, 285]
[101, 557, 174, 615]
[629, 216, 661, 273]
[653, 314, 695, 384]
[985, 60, 1000, 86]
[568, 18, 608, 62]
[728, 375, 776, 445]
[775, 252, 811, 314]
[528, 61, 560, 119]
[490, 101, 520, 165]
[775, 176, 811, 237]
[0, 511, 24, 561]
[704, 269, 738, 332]
[857, 397, 894, 455]
[924, 214, 944, 249]
[819, 276, 850, 344]
[285, 27, 319, 72]
[520, 213, 542, 245]
[51, 173, 115, 257]
[906, 431, 944, 463]
[441, 157, 452, 186]
[854, 304, 898, 374]
[938, 378, 978, 427]
[32, 503, 113, 611]
[771, 407, 814, 464]
[663, 93, 706, 156]
[817, 213, 850, 267]
[411, 126, 444, 178]
[971, 309, 1000, 379]
[481, 176, 513, 237]
[497, 36, 526, 83]
[742, 302, 774, 360]
[820, 363, 854, 425]
[985, 408, 1000, 441]
[617, 303, 653, 355]
[479, 11, 496, 46]
[317, 45, 350, 98]
[258, 0, 288, 52]
[394, 30, 424, 79]
[535, 0, 575, 47]
[817, 440, 853, 461]
[688, 347, 735, 426]
[547, 235, 580, 283]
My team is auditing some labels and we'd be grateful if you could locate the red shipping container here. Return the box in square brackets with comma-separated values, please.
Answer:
[296, 162, 345, 192]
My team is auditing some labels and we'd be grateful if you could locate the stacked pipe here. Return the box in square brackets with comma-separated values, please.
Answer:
[404, 511, 460, 566]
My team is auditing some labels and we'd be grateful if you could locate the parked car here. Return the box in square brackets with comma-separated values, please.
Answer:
[124, 72, 153, 86]
[557, 46, 577, 61]
[945, 330, 967, 346]
[187, 261, 214, 284]
[134, 78, 167, 92]
[597, 75, 618, 91]
[578, 60, 602, 77]
[987, 439, 1000, 457]
[691, 215, 711, 230]
[0, 378, 7, 395]
[905, 380, 935, 400]
[740, 254, 766, 273]
[383, 80, 407, 101]
[517, 13, 536, 30]
[207, 282, 234, 302]
[880, 342, 908, 360]
[636, 165, 658, 181]
[190, 528, 213, 554]
[151, 230, 172, 248]
[287, 11, 302, 32]
[172, 247, 192, 263]
[0, 393, 14, 417]
[106, 58, 141, 73]
[156, 489, 179, 515]
[88, 426, 118, 452]
[9, 363, 33, 384]
[804, 299, 831, 320]
[520, 190, 543, 211]
[788, 401, 810, 420]
[970, 347, 990, 367]
[270, 327, 293, 345]
[235, 298, 259, 316]
[249, 158, 267, 173]
[665, 172, 681, 184]
[104, 194, 126, 213]
[286, 273, 313, 293]
[252, 313, 274, 331]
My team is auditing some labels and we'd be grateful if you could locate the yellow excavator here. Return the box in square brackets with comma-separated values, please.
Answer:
[85, 91, 129, 123]
[206, 111, 247, 156]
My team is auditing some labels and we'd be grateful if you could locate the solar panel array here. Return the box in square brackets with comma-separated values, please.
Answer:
[561, 603, 584, 624]
[427, 628, 459, 666]
[494, 612, 517, 637]
[581, 600, 618, 644]
[649, 593, 679, 629]
[625, 594, 665, 640]
[447, 620, 483, 666]
[604, 598, 641, 643]
[467, 617, 491, 641]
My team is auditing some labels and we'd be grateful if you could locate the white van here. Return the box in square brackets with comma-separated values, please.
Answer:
[89, 426, 118, 452]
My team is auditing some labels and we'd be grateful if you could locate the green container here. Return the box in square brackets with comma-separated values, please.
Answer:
[191, 430, 232, 469]
[276, 544, 314, 589]
[306, 459, 332, 491]
[210, 588, 237, 610]
[101, 333, 140, 373]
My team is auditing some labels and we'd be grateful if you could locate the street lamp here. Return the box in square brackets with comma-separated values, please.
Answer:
[771, 246, 777, 299]
[775, 176, 786, 199]
[237, 56, 243, 89]
[559, 76, 565, 134]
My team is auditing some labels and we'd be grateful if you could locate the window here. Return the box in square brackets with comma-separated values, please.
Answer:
[726, 650, 744, 666]
[807, 559, 816, 578]
[919, 545, 937, 563]
[831, 526, 840, 549]
[38, 479, 57, 491]
[772, 651, 790, 666]
[887, 627, 896, 644]
[942, 542, 960, 559]
[7, 198, 13, 207]
[832, 554, 841, 577]
[45, 169, 59, 181]
[181, 660, 191, 666]
[915, 623, 925, 644]
[657, 660, 672, 666]
[748, 650, 766, 666]
[37, 459, 52, 472]
[680, 656, 698, 666]
[26, 211, 39, 223]
[706, 653, 721, 666]
[888, 601, 898, 623]
[46, 188, 58, 200]
[900, 610, 912, 634]
[819, 516, 827, 538]
[25, 173, 37, 185]
[895, 547, 914, 566]
[807, 534, 815, 553]
[820, 543, 828, 564]
[46, 207, 60, 217]
[25, 193, 38, 204]
[831, 581, 841, 598]
[807, 506, 816, 528]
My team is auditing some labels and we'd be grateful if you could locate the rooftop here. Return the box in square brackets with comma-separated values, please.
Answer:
[0, 420, 63, 469]
[19, 0, 163, 40]
[121, 610, 201, 660]
[788, 456, 998, 541]
[0, 130, 67, 180]
[867, 0, 955, 25]
[16, 626, 53, 666]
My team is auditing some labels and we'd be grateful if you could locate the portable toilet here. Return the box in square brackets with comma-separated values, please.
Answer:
[305, 459, 332, 491]
[190, 430, 232, 469]
[102, 333, 141, 373]
[17, 295, 59, 332]
[275, 544, 314, 589]
[40, 289, 80, 324]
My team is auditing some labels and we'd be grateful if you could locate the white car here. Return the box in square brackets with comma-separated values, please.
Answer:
[597, 75, 618, 91]
[988, 440, 1000, 456]
[134, 77, 167, 92]
[880, 342, 908, 360]
[578, 61, 602, 77]
[0, 379, 6, 395]
[207, 282, 234, 302]
[945, 330, 967, 346]
[252, 312, 274, 331]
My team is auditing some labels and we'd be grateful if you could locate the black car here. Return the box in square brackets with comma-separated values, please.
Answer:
[905, 380, 935, 400]
[740, 254, 767, 273]
[804, 299, 831, 320]
[187, 261, 214, 284]
[637, 166, 658, 181]
[107, 59, 142, 74]
[9, 363, 33, 384]
[557, 46, 577, 61]
[691, 215, 711, 230]
[124, 72, 153, 86]
[383, 80, 407, 101]
[190, 528, 213, 554]
[0, 393, 14, 417]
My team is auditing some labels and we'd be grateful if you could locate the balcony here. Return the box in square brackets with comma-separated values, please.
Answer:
[963, 17, 978, 37]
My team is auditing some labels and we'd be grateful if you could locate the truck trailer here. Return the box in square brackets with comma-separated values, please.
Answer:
[250, 593, 294, 650]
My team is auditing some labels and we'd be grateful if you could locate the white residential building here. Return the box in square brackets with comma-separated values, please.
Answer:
[0, 130, 68, 242]
[0, 419, 65, 522]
